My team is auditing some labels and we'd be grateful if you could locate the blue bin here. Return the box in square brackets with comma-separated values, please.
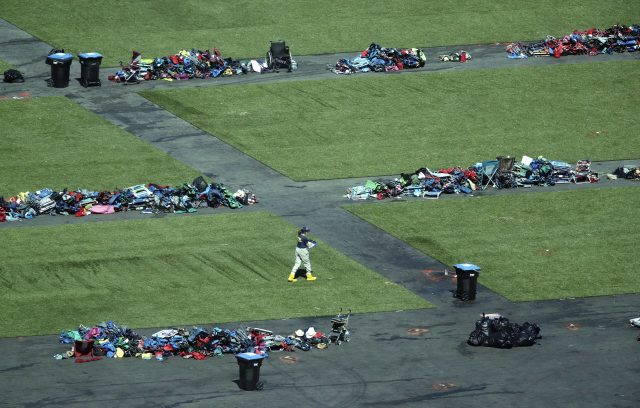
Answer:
[235, 352, 266, 390]
[78, 52, 103, 87]
[453, 263, 481, 301]
[46, 53, 73, 88]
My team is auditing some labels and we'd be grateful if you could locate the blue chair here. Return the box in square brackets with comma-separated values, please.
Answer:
[475, 160, 499, 190]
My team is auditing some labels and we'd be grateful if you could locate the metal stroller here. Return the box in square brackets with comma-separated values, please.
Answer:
[329, 308, 351, 345]
[266, 40, 293, 72]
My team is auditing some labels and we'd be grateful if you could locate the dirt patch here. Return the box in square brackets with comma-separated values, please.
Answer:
[407, 328, 430, 336]
[280, 355, 298, 364]
[432, 382, 457, 391]
[422, 269, 456, 284]
[585, 130, 607, 139]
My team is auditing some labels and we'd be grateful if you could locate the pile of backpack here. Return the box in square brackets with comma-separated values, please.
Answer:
[345, 156, 599, 201]
[506, 24, 639, 59]
[467, 314, 542, 348]
[110, 48, 255, 83]
[0, 176, 257, 222]
[329, 43, 426, 74]
[346, 166, 477, 201]
[55, 321, 334, 362]
[510, 157, 598, 186]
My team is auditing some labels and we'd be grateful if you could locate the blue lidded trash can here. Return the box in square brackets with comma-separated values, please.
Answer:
[453, 263, 481, 301]
[78, 52, 103, 87]
[235, 352, 266, 391]
[45, 53, 73, 88]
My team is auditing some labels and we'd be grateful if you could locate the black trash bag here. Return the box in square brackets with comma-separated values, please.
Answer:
[3, 69, 24, 83]
[486, 330, 513, 349]
[513, 322, 542, 346]
[468, 315, 541, 348]
[467, 329, 486, 346]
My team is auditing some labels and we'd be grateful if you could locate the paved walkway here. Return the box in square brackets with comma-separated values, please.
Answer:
[0, 17, 639, 408]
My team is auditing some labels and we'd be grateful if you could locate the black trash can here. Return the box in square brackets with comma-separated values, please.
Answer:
[235, 352, 266, 391]
[78, 52, 103, 87]
[45, 52, 73, 88]
[453, 263, 481, 301]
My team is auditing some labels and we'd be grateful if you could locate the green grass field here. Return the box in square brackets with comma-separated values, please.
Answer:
[0, 58, 13, 73]
[346, 187, 640, 301]
[0, 212, 431, 337]
[0, 96, 200, 197]
[143, 61, 640, 181]
[1, 1, 638, 66]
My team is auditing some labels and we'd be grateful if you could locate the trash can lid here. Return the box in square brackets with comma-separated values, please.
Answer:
[79, 52, 103, 59]
[235, 352, 266, 361]
[48, 53, 73, 61]
[454, 263, 481, 271]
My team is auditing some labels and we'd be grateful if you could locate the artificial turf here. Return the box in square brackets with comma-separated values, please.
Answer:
[0, 96, 200, 197]
[1, 1, 638, 66]
[345, 187, 640, 301]
[0, 212, 431, 337]
[142, 60, 640, 181]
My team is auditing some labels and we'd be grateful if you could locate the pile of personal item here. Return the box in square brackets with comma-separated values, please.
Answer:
[0, 176, 256, 222]
[467, 314, 542, 349]
[346, 166, 478, 200]
[110, 48, 256, 83]
[506, 24, 639, 58]
[55, 320, 338, 362]
[438, 50, 471, 62]
[329, 43, 426, 74]
[608, 165, 640, 180]
[345, 156, 599, 200]
[490, 156, 599, 187]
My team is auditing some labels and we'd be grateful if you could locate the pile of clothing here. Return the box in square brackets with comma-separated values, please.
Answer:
[329, 43, 426, 74]
[345, 156, 599, 200]
[506, 24, 639, 58]
[110, 48, 262, 83]
[55, 321, 333, 362]
[467, 314, 542, 349]
[0, 176, 257, 222]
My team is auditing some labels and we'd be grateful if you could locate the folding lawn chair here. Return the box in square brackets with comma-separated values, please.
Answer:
[475, 160, 499, 190]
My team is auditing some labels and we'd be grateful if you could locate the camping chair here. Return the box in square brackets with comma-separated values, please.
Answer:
[266, 40, 293, 72]
[496, 156, 517, 188]
[475, 160, 499, 190]
[74, 339, 102, 363]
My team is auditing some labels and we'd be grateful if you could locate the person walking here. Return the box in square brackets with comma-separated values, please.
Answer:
[288, 226, 317, 282]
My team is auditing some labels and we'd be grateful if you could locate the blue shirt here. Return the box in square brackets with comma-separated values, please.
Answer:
[296, 233, 310, 249]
